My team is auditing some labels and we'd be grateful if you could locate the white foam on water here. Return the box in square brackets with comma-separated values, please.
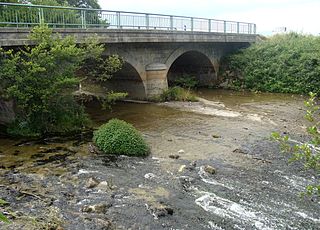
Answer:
[77, 169, 100, 175]
[207, 221, 225, 230]
[195, 191, 272, 230]
[246, 114, 263, 122]
[189, 107, 241, 118]
[295, 211, 320, 223]
[198, 166, 233, 190]
[275, 170, 311, 190]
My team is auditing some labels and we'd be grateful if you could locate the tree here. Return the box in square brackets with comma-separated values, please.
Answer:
[0, 25, 121, 137]
[0, 0, 101, 8]
[0, 0, 106, 28]
[56, 0, 100, 8]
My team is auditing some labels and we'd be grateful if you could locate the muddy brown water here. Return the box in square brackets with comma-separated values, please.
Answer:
[0, 89, 319, 230]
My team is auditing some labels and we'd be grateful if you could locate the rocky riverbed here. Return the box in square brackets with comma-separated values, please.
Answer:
[0, 89, 319, 229]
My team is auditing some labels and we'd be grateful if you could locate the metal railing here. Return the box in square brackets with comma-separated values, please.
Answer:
[0, 2, 256, 34]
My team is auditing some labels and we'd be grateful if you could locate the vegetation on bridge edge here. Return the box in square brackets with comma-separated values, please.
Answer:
[224, 32, 320, 95]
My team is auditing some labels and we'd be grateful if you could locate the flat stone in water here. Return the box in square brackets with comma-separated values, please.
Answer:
[85, 177, 100, 189]
[203, 165, 216, 175]
[82, 204, 109, 214]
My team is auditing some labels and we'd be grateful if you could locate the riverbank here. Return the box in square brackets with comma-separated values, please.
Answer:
[0, 90, 319, 229]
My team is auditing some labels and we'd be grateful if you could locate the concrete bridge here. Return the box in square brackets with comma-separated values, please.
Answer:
[0, 3, 257, 99]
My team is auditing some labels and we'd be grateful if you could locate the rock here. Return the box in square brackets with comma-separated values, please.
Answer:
[204, 165, 216, 175]
[178, 165, 186, 172]
[185, 161, 196, 171]
[154, 206, 174, 218]
[86, 177, 100, 189]
[211, 134, 221, 138]
[146, 203, 174, 219]
[96, 181, 110, 191]
[179, 176, 195, 190]
[178, 149, 185, 154]
[233, 148, 248, 154]
[56, 227, 64, 230]
[169, 155, 180, 159]
[144, 173, 156, 179]
[88, 143, 97, 154]
[82, 204, 108, 213]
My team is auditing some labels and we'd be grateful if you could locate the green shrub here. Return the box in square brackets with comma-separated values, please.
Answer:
[228, 33, 320, 94]
[101, 91, 128, 110]
[173, 74, 198, 89]
[93, 119, 149, 156]
[159, 86, 198, 102]
[0, 199, 9, 223]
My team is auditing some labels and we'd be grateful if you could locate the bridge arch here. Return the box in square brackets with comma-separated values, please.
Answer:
[166, 50, 217, 87]
[107, 60, 147, 99]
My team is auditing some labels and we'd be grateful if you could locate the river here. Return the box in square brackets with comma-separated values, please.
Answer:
[0, 89, 319, 229]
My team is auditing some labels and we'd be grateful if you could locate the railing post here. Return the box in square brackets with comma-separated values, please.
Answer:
[62, 13, 65, 28]
[146, 13, 149, 29]
[38, 7, 44, 24]
[223, 20, 226, 33]
[81, 10, 86, 28]
[15, 11, 18, 28]
[170, 16, 173, 30]
[208, 19, 211, 32]
[237, 22, 239, 33]
[254, 24, 256, 34]
[116, 12, 121, 29]
[191, 17, 194, 32]
[248, 23, 251, 34]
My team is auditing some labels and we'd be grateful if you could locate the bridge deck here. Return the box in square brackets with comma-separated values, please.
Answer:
[0, 28, 257, 47]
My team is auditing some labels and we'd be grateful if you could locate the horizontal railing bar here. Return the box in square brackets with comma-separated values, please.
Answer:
[0, 2, 256, 28]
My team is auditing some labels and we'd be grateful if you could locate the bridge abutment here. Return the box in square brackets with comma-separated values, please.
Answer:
[145, 63, 168, 98]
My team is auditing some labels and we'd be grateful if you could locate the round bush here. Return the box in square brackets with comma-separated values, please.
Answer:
[93, 119, 149, 156]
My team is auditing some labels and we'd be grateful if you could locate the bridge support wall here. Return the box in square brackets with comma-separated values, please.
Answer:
[103, 42, 249, 99]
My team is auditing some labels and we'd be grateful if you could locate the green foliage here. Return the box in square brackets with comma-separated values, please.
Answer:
[57, 0, 101, 8]
[0, 25, 117, 137]
[0, 199, 9, 224]
[0, 213, 9, 223]
[271, 92, 320, 197]
[228, 33, 320, 94]
[101, 91, 128, 110]
[173, 74, 198, 89]
[0, 0, 106, 28]
[81, 44, 123, 82]
[93, 119, 150, 156]
[157, 86, 198, 102]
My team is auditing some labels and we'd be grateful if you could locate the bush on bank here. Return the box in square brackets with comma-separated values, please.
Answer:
[227, 33, 320, 94]
[158, 86, 198, 102]
[93, 119, 150, 156]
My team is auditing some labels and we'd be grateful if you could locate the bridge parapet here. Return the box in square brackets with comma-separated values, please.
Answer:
[0, 2, 256, 34]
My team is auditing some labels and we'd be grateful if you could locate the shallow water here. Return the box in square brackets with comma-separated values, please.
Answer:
[0, 89, 319, 230]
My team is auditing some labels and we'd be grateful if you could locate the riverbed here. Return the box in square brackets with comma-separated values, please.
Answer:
[0, 89, 319, 229]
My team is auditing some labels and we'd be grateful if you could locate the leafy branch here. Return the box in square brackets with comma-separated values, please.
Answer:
[271, 92, 320, 197]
